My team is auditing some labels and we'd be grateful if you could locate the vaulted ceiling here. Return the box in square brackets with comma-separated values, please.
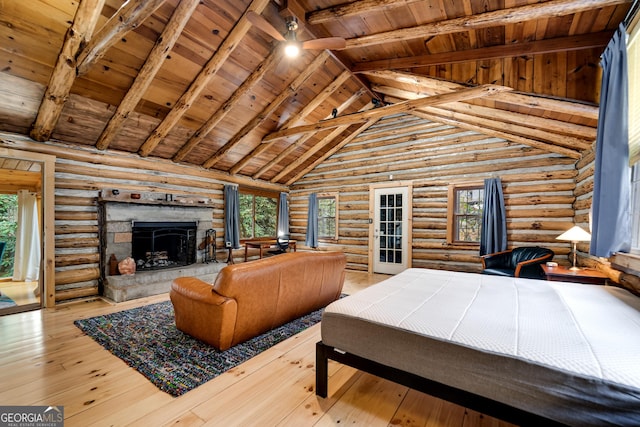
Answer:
[0, 0, 633, 185]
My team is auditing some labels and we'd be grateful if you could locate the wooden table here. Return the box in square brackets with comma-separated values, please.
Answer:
[244, 240, 296, 261]
[541, 265, 608, 285]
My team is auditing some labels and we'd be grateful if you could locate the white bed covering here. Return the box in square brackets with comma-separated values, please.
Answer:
[321, 268, 640, 426]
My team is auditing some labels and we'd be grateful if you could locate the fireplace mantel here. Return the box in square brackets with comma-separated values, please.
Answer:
[98, 190, 213, 208]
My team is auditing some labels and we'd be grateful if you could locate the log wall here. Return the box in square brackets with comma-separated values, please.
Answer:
[290, 113, 579, 273]
[573, 145, 640, 295]
[3, 113, 621, 300]
[573, 144, 596, 263]
[0, 133, 285, 304]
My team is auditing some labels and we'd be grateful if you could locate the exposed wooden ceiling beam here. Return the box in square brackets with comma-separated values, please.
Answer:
[202, 51, 331, 169]
[406, 106, 582, 159]
[229, 70, 351, 175]
[273, 124, 359, 183]
[344, 0, 630, 49]
[376, 85, 593, 151]
[95, 0, 199, 151]
[76, 0, 167, 76]
[283, 120, 377, 185]
[252, 88, 367, 180]
[262, 84, 513, 143]
[277, 0, 379, 101]
[373, 85, 596, 139]
[29, 0, 104, 142]
[173, 48, 283, 162]
[138, 0, 271, 158]
[362, 69, 600, 121]
[306, 0, 423, 25]
[352, 32, 613, 72]
[1, 132, 287, 192]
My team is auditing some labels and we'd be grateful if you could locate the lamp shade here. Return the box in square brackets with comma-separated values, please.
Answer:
[556, 225, 591, 242]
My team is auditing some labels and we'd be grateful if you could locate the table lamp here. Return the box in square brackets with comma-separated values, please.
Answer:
[556, 226, 592, 270]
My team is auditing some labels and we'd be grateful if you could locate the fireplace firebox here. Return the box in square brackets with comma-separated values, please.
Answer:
[132, 221, 197, 270]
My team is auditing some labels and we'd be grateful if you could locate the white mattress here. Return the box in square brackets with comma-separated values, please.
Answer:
[321, 268, 640, 426]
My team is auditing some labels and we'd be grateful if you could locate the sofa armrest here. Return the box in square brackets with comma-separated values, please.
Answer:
[171, 277, 228, 305]
[481, 250, 513, 269]
[170, 277, 238, 350]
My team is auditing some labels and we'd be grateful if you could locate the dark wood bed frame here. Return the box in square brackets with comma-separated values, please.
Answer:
[315, 341, 567, 427]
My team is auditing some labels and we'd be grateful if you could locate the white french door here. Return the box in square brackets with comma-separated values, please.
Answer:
[372, 186, 410, 274]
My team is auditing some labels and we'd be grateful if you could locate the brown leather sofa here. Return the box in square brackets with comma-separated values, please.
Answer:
[170, 251, 346, 350]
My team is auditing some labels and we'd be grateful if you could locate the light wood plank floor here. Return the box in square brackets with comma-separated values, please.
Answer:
[0, 271, 515, 427]
[0, 280, 39, 305]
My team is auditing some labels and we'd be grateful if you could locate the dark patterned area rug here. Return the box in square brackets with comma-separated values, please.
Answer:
[74, 301, 324, 396]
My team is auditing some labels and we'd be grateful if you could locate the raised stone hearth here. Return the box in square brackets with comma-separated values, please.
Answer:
[101, 201, 222, 302]
[105, 262, 224, 302]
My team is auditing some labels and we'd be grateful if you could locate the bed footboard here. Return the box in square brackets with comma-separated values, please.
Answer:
[315, 341, 565, 427]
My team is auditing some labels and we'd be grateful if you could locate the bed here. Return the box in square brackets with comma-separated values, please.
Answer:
[316, 268, 640, 426]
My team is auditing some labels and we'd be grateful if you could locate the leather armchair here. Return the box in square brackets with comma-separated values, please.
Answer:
[481, 246, 554, 279]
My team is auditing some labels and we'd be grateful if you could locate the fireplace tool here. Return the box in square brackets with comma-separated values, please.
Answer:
[204, 229, 217, 263]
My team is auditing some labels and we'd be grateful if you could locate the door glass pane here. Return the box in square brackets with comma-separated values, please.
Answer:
[374, 187, 408, 274]
[378, 191, 404, 265]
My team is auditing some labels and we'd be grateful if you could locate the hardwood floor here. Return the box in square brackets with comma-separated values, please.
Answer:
[0, 271, 515, 427]
[0, 280, 39, 305]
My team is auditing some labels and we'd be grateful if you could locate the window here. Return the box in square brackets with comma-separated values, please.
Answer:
[447, 184, 484, 244]
[318, 193, 338, 241]
[239, 189, 278, 240]
[0, 194, 17, 278]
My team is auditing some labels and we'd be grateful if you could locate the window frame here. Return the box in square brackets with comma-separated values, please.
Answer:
[447, 183, 484, 245]
[317, 192, 339, 242]
[238, 187, 279, 241]
[631, 163, 640, 254]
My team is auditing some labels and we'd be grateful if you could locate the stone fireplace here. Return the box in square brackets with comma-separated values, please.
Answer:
[100, 201, 224, 302]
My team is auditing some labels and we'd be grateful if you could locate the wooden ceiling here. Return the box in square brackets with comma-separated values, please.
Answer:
[0, 0, 633, 185]
[0, 158, 42, 193]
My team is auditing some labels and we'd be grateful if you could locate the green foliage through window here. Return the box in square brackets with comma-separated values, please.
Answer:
[0, 194, 17, 278]
[318, 196, 337, 239]
[239, 192, 277, 239]
[454, 187, 483, 243]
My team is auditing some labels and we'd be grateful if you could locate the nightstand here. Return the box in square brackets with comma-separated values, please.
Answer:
[541, 265, 608, 285]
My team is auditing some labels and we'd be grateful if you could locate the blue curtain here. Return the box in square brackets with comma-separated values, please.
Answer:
[591, 24, 631, 257]
[223, 184, 241, 249]
[277, 192, 289, 237]
[305, 193, 318, 248]
[480, 177, 507, 255]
